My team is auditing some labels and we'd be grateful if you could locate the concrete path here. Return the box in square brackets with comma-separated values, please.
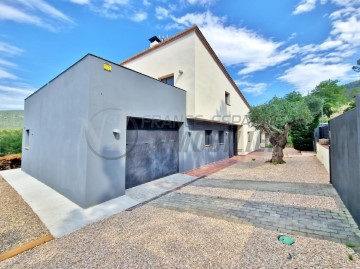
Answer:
[0, 169, 196, 237]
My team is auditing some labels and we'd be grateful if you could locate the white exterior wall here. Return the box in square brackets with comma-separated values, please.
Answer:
[122, 31, 260, 154]
[194, 36, 259, 154]
[316, 142, 330, 173]
[194, 36, 249, 121]
[122, 33, 196, 116]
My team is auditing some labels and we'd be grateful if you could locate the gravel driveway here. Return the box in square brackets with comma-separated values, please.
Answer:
[0, 176, 50, 254]
[1, 155, 359, 268]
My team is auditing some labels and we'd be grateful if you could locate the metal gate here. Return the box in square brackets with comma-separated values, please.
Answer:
[125, 117, 180, 189]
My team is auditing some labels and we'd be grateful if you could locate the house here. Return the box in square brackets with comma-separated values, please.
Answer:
[22, 25, 260, 208]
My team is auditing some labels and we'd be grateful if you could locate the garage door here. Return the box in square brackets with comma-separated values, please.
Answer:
[125, 117, 180, 189]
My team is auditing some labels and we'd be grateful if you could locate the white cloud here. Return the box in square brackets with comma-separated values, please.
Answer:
[0, 0, 73, 31]
[143, 0, 151, 7]
[0, 59, 17, 68]
[236, 81, 267, 96]
[187, 0, 216, 5]
[293, 0, 317, 15]
[0, 92, 29, 110]
[169, 11, 299, 74]
[0, 42, 22, 81]
[131, 11, 147, 22]
[0, 42, 23, 55]
[155, 7, 170, 20]
[0, 42, 34, 110]
[0, 68, 18, 80]
[331, 16, 360, 45]
[0, 3, 42, 26]
[279, 63, 350, 94]
[103, 0, 129, 10]
[281, 0, 360, 91]
[70, 0, 90, 4]
[0, 85, 33, 95]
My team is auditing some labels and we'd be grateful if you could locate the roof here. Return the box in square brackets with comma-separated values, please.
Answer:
[121, 25, 251, 109]
[26, 53, 186, 101]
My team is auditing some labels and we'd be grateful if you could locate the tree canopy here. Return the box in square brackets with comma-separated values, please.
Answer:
[249, 93, 316, 163]
[310, 80, 347, 117]
[249, 94, 313, 136]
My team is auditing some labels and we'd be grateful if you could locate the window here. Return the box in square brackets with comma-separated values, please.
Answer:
[25, 129, 30, 149]
[159, 74, 174, 86]
[219, 130, 224, 144]
[205, 130, 212, 146]
[225, 92, 230, 105]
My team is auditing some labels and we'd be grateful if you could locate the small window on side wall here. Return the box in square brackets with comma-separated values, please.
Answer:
[25, 129, 30, 149]
[219, 130, 224, 144]
[225, 91, 230, 106]
[159, 74, 175, 86]
[205, 130, 212, 146]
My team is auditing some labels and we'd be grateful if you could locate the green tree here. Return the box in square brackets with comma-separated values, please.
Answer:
[291, 95, 322, 151]
[311, 80, 347, 117]
[0, 129, 22, 156]
[249, 94, 313, 164]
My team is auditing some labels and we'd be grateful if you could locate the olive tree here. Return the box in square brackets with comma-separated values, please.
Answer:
[248, 95, 313, 164]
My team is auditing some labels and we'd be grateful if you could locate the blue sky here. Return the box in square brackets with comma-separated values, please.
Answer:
[0, 0, 359, 110]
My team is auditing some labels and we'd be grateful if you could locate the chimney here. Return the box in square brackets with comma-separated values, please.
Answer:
[149, 36, 161, 47]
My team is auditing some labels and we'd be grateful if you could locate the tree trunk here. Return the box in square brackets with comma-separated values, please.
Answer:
[271, 144, 285, 164]
[263, 122, 293, 164]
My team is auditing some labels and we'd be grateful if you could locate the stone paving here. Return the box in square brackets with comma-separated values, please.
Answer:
[151, 154, 360, 246]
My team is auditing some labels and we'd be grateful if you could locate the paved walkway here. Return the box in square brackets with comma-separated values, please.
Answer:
[154, 152, 360, 245]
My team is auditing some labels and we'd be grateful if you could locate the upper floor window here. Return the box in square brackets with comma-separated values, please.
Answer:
[225, 91, 230, 106]
[159, 74, 174, 86]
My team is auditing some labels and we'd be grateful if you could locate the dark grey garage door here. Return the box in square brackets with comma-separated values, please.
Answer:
[125, 117, 180, 189]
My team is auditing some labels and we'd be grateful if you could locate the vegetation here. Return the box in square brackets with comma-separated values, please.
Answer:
[249, 93, 315, 164]
[0, 110, 24, 130]
[290, 93, 323, 151]
[0, 129, 23, 156]
[311, 80, 347, 117]
[352, 58, 360, 73]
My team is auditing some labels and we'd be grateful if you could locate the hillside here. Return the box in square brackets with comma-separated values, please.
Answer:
[0, 110, 24, 130]
[344, 80, 360, 93]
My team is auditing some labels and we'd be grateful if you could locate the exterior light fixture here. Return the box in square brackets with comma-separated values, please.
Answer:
[113, 129, 120, 140]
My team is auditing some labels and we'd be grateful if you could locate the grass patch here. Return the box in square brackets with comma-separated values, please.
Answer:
[345, 242, 356, 248]
[348, 254, 353, 261]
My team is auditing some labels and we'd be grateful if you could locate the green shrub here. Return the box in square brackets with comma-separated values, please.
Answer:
[291, 117, 319, 151]
[0, 129, 22, 156]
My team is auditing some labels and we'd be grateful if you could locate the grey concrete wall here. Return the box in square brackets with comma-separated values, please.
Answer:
[330, 95, 360, 226]
[23, 54, 186, 208]
[179, 119, 234, 172]
[22, 56, 91, 206]
[82, 55, 186, 207]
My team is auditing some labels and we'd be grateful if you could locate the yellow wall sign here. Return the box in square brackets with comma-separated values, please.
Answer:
[103, 63, 112, 72]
